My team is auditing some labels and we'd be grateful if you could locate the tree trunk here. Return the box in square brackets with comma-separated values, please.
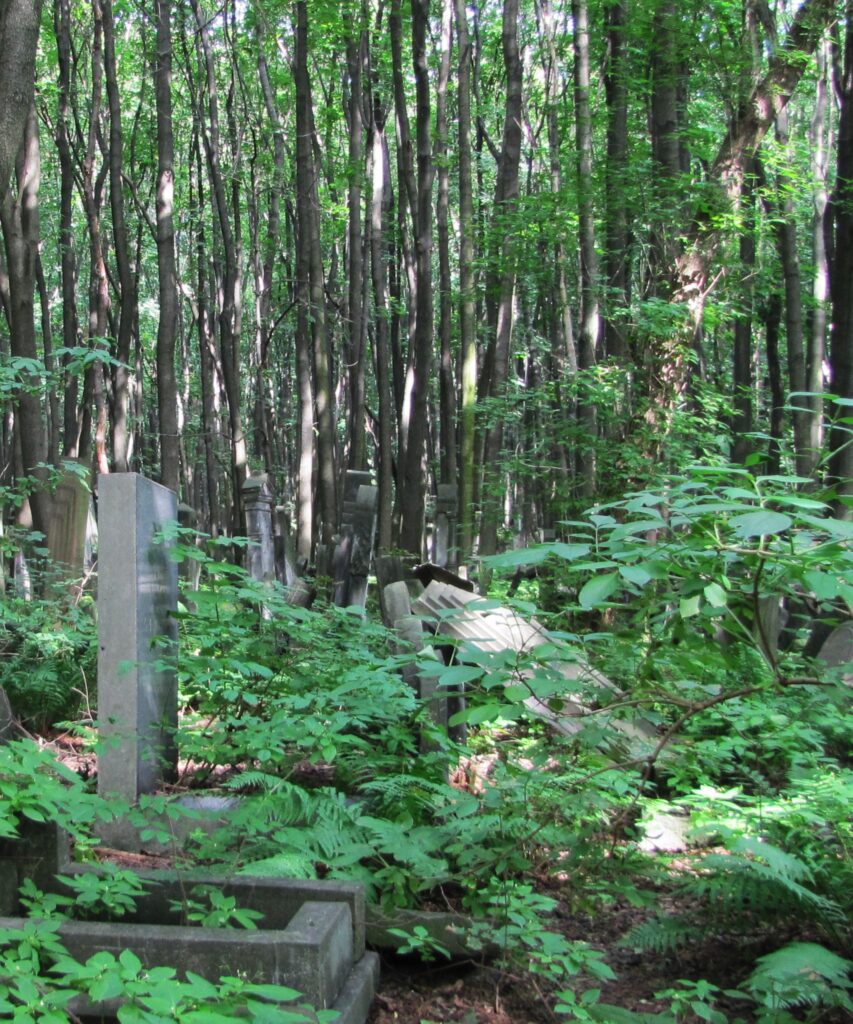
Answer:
[294, 0, 337, 546]
[398, 0, 434, 556]
[369, 102, 394, 553]
[478, 0, 522, 571]
[102, 0, 136, 474]
[828, 2, 853, 513]
[53, 0, 81, 458]
[572, 0, 599, 498]
[1, 103, 50, 539]
[455, 0, 477, 565]
[154, 0, 180, 493]
[603, 0, 630, 361]
[0, 0, 42, 195]
[732, 170, 756, 465]
[345, 23, 367, 472]
[436, 0, 457, 492]
[658, 0, 836, 413]
[191, 0, 247, 532]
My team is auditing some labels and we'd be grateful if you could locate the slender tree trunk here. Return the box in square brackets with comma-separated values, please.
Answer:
[436, 0, 457, 492]
[398, 0, 434, 555]
[154, 0, 180, 493]
[80, 1, 110, 476]
[294, 0, 337, 546]
[54, 0, 81, 457]
[191, 0, 247, 531]
[572, 0, 599, 497]
[346, 23, 367, 472]
[102, 0, 136, 474]
[1, 104, 50, 539]
[732, 170, 756, 465]
[603, 0, 630, 361]
[828, 2, 853, 512]
[369, 103, 394, 553]
[478, 0, 522, 571]
[807, 35, 830, 473]
[455, 0, 477, 565]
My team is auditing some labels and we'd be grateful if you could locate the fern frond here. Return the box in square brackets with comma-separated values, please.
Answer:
[745, 942, 853, 1012]
[621, 914, 705, 954]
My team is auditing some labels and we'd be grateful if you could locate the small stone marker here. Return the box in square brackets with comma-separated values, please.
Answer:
[97, 473, 179, 803]
[817, 620, 853, 684]
[242, 475, 276, 584]
[332, 472, 378, 608]
[46, 462, 91, 576]
[0, 687, 15, 742]
[432, 484, 458, 569]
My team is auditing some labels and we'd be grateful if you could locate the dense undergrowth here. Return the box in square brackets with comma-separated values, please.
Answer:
[0, 464, 851, 1022]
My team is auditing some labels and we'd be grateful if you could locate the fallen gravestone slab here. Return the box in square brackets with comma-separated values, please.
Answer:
[410, 580, 657, 752]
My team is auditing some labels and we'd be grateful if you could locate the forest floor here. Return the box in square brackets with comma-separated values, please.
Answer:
[47, 733, 838, 1024]
[365, 881, 765, 1024]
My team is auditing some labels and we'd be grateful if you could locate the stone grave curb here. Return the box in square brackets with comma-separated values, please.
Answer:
[60, 863, 367, 959]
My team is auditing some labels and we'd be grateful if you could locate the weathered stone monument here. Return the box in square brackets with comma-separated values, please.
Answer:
[432, 484, 458, 570]
[46, 462, 92, 577]
[97, 473, 179, 804]
[332, 471, 378, 609]
[242, 474, 276, 585]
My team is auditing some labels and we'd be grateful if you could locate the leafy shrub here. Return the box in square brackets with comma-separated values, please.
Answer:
[0, 595, 96, 730]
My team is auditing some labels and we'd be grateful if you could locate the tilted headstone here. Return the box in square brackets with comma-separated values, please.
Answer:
[382, 582, 448, 747]
[376, 555, 423, 629]
[241, 475, 276, 585]
[0, 686, 15, 742]
[97, 473, 179, 803]
[46, 463, 91, 577]
[412, 580, 656, 751]
[817, 620, 853, 684]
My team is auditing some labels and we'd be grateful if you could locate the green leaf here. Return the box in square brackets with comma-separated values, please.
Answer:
[680, 594, 701, 618]
[578, 573, 619, 610]
[803, 570, 839, 601]
[730, 510, 792, 537]
[437, 665, 483, 687]
[703, 582, 727, 608]
[620, 565, 652, 587]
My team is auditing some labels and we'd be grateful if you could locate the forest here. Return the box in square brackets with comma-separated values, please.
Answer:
[0, 0, 851, 1022]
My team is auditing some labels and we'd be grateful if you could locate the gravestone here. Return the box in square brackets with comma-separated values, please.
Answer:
[275, 507, 300, 586]
[177, 502, 202, 593]
[242, 475, 276, 585]
[332, 472, 378, 609]
[97, 473, 179, 805]
[0, 687, 15, 742]
[432, 484, 458, 570]
[817, 620, 853, 684]
[46, 462, 91, 578]
[411, 580, 656, 753]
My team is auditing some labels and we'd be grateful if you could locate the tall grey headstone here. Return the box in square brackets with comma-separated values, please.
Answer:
[242, 475, 276, 584]
[97, 473, 179, 802]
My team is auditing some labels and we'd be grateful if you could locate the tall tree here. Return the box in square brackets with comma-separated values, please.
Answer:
[0, 0, 42, 195]
[154, 0, 181, 493]
[398, 0, 435, 555]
